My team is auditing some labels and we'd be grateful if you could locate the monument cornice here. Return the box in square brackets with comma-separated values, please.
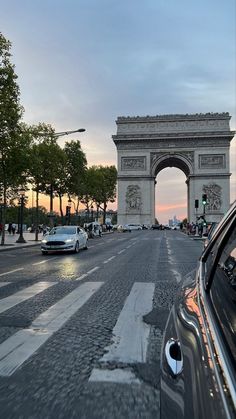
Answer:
[115, 138, 231, 150]
[188, 173, 231, 179]
[113, 131, 234, 142]
[116, 112, 231, 124]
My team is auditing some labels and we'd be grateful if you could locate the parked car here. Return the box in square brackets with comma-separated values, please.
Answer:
[151, 224, 161, 230]
[160, 200, 236, 419]
[41, 226, 88, 254]
[124, 223, 142, 230]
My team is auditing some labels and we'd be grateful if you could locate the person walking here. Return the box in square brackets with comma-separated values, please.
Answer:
[8, 223, 12, 235]
[12, 223, 16, 235]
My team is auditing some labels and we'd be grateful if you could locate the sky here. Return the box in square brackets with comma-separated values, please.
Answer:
[1, 0, 235, 223]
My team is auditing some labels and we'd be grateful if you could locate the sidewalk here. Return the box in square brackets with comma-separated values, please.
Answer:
[0, 232, 43, 252]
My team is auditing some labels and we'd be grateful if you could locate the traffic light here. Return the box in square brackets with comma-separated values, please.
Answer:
[202, 194, 207, 205]
[195, 199, 199, 209]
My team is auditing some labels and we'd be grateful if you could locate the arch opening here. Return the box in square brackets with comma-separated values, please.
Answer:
[155, 167, 187, 226]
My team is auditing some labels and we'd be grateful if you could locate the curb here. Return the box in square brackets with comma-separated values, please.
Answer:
[0, 242, 41, 252]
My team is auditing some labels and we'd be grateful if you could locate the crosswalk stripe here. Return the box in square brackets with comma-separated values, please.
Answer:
[0, 281, 103, 376]
[101, 282, 154, 364]
[0, 282, 11, 288]
[0, 282, 57, 314]
[89, 368, 140, 384]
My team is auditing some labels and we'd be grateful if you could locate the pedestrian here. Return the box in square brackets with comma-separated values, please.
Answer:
[8, 222, 12, 234]
[12, 223, 16, 235]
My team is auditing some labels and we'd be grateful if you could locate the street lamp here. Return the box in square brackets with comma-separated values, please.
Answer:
[16, 189, 26, 243]
[91, 205, 94, 222]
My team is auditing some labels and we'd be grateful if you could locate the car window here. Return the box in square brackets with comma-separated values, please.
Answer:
[209, 221, 236, 368]
[49, 227, 76, 235]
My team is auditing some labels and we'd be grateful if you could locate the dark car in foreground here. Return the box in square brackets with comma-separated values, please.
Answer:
[160, 201, 236, 419]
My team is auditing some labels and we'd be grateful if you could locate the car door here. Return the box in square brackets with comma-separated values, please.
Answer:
[202, 216, 236, 417]
[77, 227, 85, 247]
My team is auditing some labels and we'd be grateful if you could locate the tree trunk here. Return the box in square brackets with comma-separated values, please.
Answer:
[35, 189, 39, 241]
[59, 193, 63, 219]
[0, 187, 7, 246]
[103, 202, 107, 225]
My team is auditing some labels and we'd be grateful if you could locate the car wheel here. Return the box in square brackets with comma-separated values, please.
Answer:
[42, 250, 48, 255]
[74, 241, 79, 253]
[84, 240, 88, 250]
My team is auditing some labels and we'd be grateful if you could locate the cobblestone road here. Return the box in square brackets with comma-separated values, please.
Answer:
[0, 230, 203, 419]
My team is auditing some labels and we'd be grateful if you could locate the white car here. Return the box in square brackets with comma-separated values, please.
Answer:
[41, 226, 88, 254]
[124, 223, 142, 230]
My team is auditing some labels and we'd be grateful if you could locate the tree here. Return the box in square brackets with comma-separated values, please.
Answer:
[88, 165, 117, 224]
[0, 33, 29, 245]
[64, 140, 87, 217]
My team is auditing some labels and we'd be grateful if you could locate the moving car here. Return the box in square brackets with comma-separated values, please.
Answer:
[41, 226, 88, 254]
[160, 201, 236, 419]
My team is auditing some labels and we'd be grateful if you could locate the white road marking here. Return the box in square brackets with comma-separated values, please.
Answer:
[126, 245, 132, 249]
[103, 256, 116, 264]
[32, 257, 57, 266]
[89, 245, 94, 248]
[0, 282, 11, 288]
[0, 282, 103, 376]
[89, 368, 140, 384]
[100, 282, 155, 364]
[75, 273, 88, 281]
[0, 268, 23, 277]
[0, 282, 57, 315]
[87, 266, 100, 275]
[117, 249, 126, 254]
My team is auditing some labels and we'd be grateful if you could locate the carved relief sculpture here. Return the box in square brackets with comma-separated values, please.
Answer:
[121, 157, 146, 171]
[203, 183, 222, 211]
[126, 185, 142, 211]
[199, 154, 225, 169]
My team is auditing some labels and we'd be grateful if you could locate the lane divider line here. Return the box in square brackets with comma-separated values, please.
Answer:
[32, 257, 57, 266]
[87, 266, 100, 275]
[103, 256, 116, 264]
[0, 268, 24, 277]
[117, 249, 126, 254]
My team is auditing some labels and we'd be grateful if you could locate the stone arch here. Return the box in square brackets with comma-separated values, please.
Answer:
[113, 113, 234, 225]
[151, 153, 194, 178]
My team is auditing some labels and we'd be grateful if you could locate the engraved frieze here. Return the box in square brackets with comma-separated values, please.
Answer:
[203, 183, 222, 211]
[199, 154, 225, 169]
[121, 156, 146, 171]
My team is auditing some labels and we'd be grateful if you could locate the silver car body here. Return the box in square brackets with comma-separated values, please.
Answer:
[41, 226, 88, 254]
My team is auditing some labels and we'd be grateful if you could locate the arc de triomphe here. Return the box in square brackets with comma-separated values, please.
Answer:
[112, 113, 234, 225]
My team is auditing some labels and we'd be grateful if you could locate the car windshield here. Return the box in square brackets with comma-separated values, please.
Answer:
[49, 227, 76, 235]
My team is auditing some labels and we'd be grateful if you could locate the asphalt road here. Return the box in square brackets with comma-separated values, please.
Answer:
[0, 230, 203, 419]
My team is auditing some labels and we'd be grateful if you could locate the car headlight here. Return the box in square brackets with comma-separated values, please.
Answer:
[65, 238, 74, 243]
[41, 239, 47, 243]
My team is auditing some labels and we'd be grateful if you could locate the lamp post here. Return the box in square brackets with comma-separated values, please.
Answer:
[16, 189, 26, 243]
[67, 198, 72, 225]
[91, 205, 94, 222]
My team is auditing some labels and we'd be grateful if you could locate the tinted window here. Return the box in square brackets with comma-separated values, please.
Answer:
[209, 222, 236, 366]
